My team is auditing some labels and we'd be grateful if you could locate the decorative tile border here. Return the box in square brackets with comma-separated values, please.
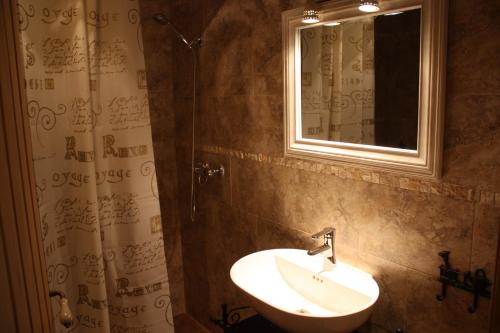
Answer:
[199, 144, 500, 208]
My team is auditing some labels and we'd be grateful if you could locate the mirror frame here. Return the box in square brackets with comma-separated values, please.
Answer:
[283, 0, 448, 179]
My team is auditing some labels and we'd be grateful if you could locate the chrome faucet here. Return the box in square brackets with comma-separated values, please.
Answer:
[307, 227, 336, 265]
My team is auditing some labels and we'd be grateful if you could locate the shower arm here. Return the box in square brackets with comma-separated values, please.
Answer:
[166, 21, 191, 47]
[153, 14, 201, 49]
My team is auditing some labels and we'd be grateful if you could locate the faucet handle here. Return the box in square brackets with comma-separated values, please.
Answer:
[311, 227, 335, 239]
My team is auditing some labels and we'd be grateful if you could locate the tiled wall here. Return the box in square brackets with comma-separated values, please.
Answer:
[140, 0, 186, 316]
[146, 0, 500, 332]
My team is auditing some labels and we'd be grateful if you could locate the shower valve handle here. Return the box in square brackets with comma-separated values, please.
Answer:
[194, 162, 225, 184]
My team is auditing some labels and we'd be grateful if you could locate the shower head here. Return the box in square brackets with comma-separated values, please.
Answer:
[153, 13, 201, 49]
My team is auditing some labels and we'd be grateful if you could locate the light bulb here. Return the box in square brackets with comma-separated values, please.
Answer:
[384, 11, 403, 16]
[302, 9, 320, 24]
[359, 0, 380, 13]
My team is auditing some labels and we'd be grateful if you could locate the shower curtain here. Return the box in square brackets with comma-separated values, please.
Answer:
[17, 1, 174, 332]
[301, 18, 375, 144]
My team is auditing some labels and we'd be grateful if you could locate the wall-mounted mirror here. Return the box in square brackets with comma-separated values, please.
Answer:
[283, 0, 448, 179]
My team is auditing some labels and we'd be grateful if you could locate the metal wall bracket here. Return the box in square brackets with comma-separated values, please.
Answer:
[436, 251, 491, 313]
[210, 304, 251, 331]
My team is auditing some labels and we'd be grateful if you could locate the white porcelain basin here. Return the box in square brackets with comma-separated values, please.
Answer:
[230, 249, 379, 333]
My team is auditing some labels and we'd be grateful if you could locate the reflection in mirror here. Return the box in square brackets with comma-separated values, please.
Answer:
[300, 8, 421, 150]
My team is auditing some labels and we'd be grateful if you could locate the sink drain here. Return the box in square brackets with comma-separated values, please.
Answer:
[296, 308, 309, 314]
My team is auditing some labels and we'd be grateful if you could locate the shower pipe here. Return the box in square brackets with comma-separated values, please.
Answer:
[153, 13, 201, 221]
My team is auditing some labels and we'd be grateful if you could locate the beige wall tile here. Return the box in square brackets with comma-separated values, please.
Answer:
[140, 0, 186, 316]
[471, 204, 500, 275]
[406, 270, 490, 333]
[142, 0, 500, 331]
[356, 254, 408, 332]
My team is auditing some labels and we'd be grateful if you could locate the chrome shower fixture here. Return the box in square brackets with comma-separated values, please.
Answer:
[153, 13, 202, 49]
[153, 12, 201, 221]
[194, 162, 225, 185]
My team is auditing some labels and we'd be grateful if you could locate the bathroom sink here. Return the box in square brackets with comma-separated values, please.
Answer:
[230, 249, 379, 333]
